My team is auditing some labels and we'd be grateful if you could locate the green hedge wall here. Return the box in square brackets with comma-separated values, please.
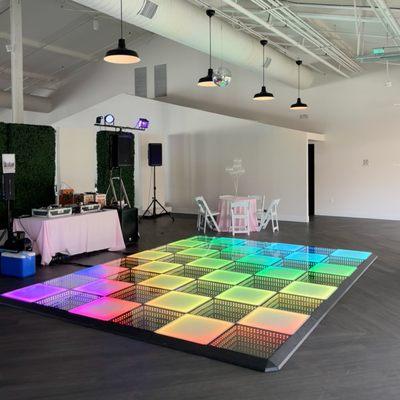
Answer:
[96, 131, 135, 206]
[0, 122, 56, 228]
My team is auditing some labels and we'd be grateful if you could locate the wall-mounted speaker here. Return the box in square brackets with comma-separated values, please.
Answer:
[148, 143, 162, 166]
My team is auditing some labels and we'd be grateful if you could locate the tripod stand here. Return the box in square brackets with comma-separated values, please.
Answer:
[141, 166, 174, 221]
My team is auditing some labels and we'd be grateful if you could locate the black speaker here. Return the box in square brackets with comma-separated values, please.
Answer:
[111, 133, 133, 168]
[2, 173, 15, 201]
[117, 207, 139, 244]
[148, 143, 162, 166]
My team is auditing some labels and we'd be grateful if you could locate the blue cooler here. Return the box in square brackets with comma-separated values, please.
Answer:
[1, 251, 36, 278]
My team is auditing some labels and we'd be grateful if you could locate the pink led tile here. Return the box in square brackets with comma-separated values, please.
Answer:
[74, 279, 134, 296]
[75, 265, 129, 279]
[69, 297, 141, 321]
[1, 283, 66, 303]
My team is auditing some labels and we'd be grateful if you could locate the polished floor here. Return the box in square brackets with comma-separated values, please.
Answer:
[1, 215, 399, 400]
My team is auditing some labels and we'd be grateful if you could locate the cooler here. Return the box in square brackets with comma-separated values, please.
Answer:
[1, 251, 36, 278]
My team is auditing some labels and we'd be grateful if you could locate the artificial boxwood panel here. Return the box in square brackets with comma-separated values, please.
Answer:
[96, 131, 134, 206]
[0, 122, 56, 227]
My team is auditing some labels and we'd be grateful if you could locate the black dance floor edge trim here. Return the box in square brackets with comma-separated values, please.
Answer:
[0, 255, 377, 372]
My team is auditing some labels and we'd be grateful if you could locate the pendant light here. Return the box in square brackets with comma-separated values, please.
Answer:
[253, 40, 274, 101]
[104, 0, 140, 64]
[198, 9, 217, 87]
[290, 60, 308, 110]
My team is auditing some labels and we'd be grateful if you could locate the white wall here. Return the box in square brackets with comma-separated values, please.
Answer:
[52, 93, 310, 222]
[2, 34, 400, 220]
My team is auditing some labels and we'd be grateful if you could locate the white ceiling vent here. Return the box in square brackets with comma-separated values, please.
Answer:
[138, 0, 158, 19]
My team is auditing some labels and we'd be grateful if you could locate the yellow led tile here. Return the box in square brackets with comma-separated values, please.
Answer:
[216, 286, 276, 306]
[239, 307, 309, 335]
[146, 291, 211, 313]
[156, 314, 234, 345]
[280, 281, 337, 300]
[199, 270, 251, 285]
[134, 261, 182, 274]
[127, 250, 173, 261]
[139, 275, 193, 290]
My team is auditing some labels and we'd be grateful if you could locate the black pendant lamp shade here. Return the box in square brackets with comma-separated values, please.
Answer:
[104, 0, 140, 64]
[253, 39, 274, 101]
[198, 9, 217, 87]
[290, 60, 308, 110]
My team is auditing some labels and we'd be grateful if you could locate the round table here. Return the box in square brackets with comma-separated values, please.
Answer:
[217, 195, 259, 233]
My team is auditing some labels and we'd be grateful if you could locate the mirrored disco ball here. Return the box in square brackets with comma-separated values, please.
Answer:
[213, 67, 232, 88]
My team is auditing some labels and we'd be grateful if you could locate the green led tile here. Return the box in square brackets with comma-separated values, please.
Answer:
[199, 270, 251, 285]
[167, 239, 204, 248]
[127, 250, 173, 261]
[237, 254, 282, 267]
[134, 261, 183, 274]
[156, 314, 234, 345]
[210, 237, 246, 246]
[216, 286, 276, 306]
[140, 275, 193, 290]
[280, 281, 337, 300]
[221, 245, 261, 256]
[176, 248, 219, 258]
[309, 263, 356, 277]
[256, 267, 305, 281]
[146, 291, 211, 313]
[186, 258, 233, 270]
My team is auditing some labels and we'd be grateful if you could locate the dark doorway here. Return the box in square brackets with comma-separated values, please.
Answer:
[308, 143, 315, 217]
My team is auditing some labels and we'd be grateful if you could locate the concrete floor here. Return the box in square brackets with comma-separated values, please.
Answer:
[0, 215, 399, 400]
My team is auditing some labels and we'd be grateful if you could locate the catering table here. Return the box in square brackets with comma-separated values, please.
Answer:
[217, 195, 259, 233]
[13, 209, 125, 265]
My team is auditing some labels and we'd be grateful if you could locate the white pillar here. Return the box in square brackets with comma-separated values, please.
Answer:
[10, 0, 24, 123]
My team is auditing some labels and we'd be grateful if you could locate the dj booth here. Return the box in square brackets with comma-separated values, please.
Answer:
[13, 209, 125, 265]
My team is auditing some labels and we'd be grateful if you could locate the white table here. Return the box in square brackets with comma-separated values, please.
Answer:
[13, 209, 125, 265]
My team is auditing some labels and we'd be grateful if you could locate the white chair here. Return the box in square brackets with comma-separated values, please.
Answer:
[231, 200, 251, 236]
[259, 198, 280, 233]
[248, 195, 266, 221]
[194, 196, 220, 233]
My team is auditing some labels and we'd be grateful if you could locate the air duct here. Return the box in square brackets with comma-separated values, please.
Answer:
[0, 91, 53, 113]
[72, 0, 314, 88]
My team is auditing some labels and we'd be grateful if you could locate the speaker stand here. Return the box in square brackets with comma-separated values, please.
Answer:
[140, 166, 174, 221]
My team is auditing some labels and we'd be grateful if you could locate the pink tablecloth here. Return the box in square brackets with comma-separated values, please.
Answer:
[13, 210, 125, 265]
[217, 196, 259, 233]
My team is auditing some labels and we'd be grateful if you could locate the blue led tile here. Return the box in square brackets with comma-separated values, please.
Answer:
[330, 249, 371, 260]
[285, 252, 328, 263]
[267, 243, 304, 253]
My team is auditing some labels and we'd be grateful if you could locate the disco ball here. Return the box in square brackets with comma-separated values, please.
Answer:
[213, 67, 232, 88]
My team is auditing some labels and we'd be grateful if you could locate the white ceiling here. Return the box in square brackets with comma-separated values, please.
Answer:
[1, 0, 400, 99]
[0, 0, 151, 97]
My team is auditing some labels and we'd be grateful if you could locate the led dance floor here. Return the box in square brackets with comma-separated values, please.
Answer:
[0, 236, 376, 372]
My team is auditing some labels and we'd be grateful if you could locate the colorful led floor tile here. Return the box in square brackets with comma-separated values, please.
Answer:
[75, 265, 129, 279]
[127, 250, 173, 262]
[146, 291, 211, 313]
[199, 270, 251, 286]
[74, 279, 134, 296]
[284, 252, 328, 264]
[216, 286, 276, 306]
[267, 243, 305, 253]
[133, 261, 183, 274]
[330, 249, 371, 260]
[43, 273, 98, 289]
[175, 247, 219, 259]
[2, 283, 66, 303]
[300, 246, 335, 255]
[239, 307, 309, 335]
[69, 297, 141, 321]
[156, 314, 234, 345]
[236, 254, 282, 268]
[186, 257, 233, 270]
[221, 245, 262, 258]
[256, 267, 305, 281]
[309, 263, 356, 277]
[166, 239, 205, 249]
[36, 290, 100, 311]
[139, 275, 194, 291]
[280, 281, 337, 300]
[209, 237, 246, 247]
